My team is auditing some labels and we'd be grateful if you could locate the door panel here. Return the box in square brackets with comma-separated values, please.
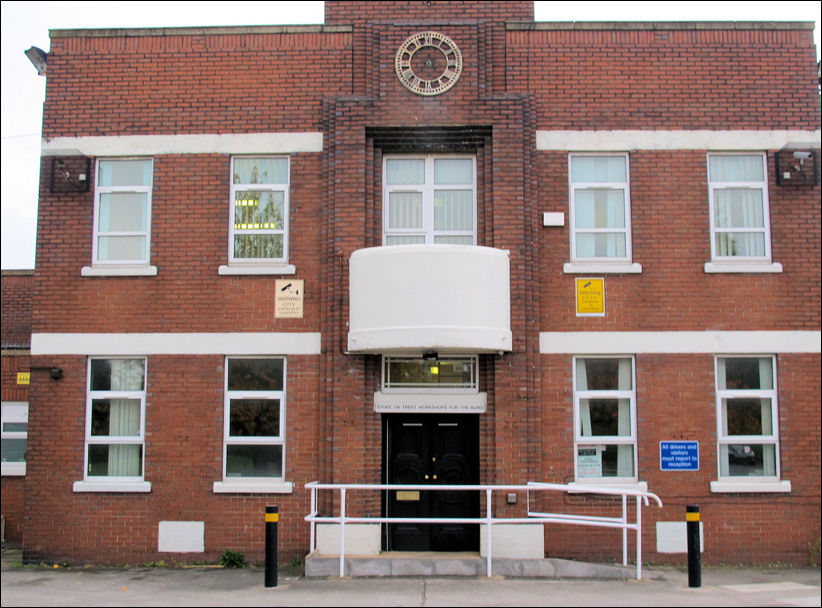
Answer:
[385, 415, 479, 551]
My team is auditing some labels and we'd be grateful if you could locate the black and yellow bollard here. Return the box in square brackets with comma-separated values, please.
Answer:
[265, 505, 279, 588]
[686, 505, 701, 588]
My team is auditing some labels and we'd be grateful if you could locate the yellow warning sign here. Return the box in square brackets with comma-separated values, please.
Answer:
[576, 278, 605, 316]
[17, 372, 30, 385]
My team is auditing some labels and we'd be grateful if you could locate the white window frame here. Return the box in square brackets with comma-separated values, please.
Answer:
[383, 154, 477, 246]
[221, 156, 294, 275]
[87, 158, 154, 274]
[74, 357, 149, 492]
[711, 355, 790, 492]
[382, 355, 479, 394]
[1, 402, 28, 476]
[566, 154, 637, 274]
[217, 356, 290, 493]
[705, 152, 781, 273]
[572, 356, 638, 483]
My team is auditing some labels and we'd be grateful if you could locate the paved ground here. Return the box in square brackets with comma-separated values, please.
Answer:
[2, 546, 820, 607]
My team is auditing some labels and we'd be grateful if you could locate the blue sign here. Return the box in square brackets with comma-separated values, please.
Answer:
[660, 441, 699, 471]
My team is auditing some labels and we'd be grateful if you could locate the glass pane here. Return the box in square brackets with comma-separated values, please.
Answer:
[234, 191, 285, 229]
[575, 233, 626, 258]
[90, 399, 141, 436]
[577, 445, 634, 478]
[709, 155, 764, 182]
[574, 189, 625, 228]
[388, 192, 423, 229]
[721, 358, 773, 390]
[386, 235, 426, 246]
[226, 444, 282, 477]
[576, 358, 632, 391]
[714, 232, 766, 257]
[87, 444, 142, 476]
[434, 235, 474, 245]
[233, 234, 283, 259]
[1, 438, 26, 462]
[385, 358, 475, 389]
[2, 422, 27, 432]
[98, 193, 148, 231]
[90, 359, 145, 391]
[724, 398, 772, 436]
[720, 443, 776, 477]
[714, 189, 764, 228]
[229, 399, 281, 437]
[434, 158, 472, 184]
[98, 159, 152, 187]
[233, 158, 288, 184]
[97, 236, 147, 261]
[386, 159, 424, 185]
[434, 190, 472, 230]
[579, 399, 631, 436]
[227, 359, 284, 391]
[571, 156, 626, 183]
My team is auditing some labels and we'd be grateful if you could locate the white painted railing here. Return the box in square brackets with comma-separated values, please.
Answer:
[304, 481, 662, 579]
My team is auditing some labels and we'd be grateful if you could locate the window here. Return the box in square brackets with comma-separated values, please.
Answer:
[715, 356, 781, 480]
[573, 357, 636, 480]
[1, 402, 28, 476]
[383, 155, 476, 245]
[229, 157, 289, 264]
[84, 358, 146, 480]
[708, 153, 771, 261]
[92, 159, 153, 265]
[383, 356, 478, 392]
[569, 154, 632, 262]
[223, 358, 286, 480]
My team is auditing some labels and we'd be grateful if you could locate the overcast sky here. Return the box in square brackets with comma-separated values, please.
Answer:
[1, 1, 820, 269]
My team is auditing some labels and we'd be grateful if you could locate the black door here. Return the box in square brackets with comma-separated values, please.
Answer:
[385, 414, 479, 551]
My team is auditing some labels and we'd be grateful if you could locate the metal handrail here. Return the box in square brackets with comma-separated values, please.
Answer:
[304, 481, 662, 579]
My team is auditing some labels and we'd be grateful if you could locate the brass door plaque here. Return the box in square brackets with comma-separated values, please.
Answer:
[396, 490, 420, 502]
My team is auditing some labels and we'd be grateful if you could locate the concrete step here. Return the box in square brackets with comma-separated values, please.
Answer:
[305, 551, 635, 579]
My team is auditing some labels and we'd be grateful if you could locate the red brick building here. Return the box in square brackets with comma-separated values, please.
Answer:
[1, 270, 33, 544]
[23, 1, 820, 567]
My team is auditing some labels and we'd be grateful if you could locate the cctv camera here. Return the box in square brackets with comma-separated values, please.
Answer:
[792, 151, 812, 160]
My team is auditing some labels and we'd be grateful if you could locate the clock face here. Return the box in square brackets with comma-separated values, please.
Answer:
[395, 31, 463, 96]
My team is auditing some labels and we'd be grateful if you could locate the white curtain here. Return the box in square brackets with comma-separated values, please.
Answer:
[388, 192, 423, 229]
[107, 360, 142, 476]
[577, 358, 633, 477]
[434, 190, 472, 231]
[714, 189, 765, 256]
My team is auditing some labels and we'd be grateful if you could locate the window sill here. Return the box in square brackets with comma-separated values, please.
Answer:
[1, 463, 26, 476]
[212, 480, 294, 494]
[710, 480, 791, 493]
[704, 262, 783, 274]
[218, 264, 296, 276]
[73, 480, 152, 493]
[563, 262, 642, 274]
[568, 480, 648, 493]
[82, 265, 158, 277]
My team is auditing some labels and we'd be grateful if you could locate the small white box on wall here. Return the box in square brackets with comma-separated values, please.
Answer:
[158, 521, 205, 553]
[543, 212, 565, 227]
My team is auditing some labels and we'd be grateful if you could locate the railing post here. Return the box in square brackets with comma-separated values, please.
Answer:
[339, 488, 347, 578]
[309, 484, 316, 553]
[635, 496, 642, 580]
[485, 488, 493, 577]
[621, 494, 628, 565]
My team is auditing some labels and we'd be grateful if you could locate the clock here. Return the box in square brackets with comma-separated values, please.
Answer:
[395, 31, 463, 96]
